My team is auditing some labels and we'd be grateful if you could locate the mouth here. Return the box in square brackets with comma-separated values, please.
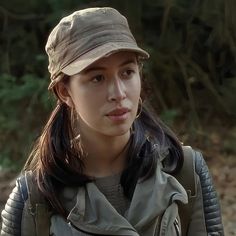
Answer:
[106, 107, 130, 122]
[107, 107, 130, 116]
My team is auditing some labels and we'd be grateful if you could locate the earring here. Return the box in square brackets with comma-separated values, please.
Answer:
[69, 108, 87, 158]
[70, 106, 80, 144]
[70, 107, 79, 127]
[136, 97, 143, 119]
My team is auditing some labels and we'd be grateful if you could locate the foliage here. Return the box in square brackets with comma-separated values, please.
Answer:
[0, 73, 54, 170]
[140, 0, 236, 120]
[0, 0, 235, 169]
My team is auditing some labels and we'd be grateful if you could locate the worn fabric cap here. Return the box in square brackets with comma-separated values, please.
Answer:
[45, 7, 149, 89]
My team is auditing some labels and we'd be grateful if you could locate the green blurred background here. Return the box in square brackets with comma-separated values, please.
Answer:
[0, 0, 236, 171]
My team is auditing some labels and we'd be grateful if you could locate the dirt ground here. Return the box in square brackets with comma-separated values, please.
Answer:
[209, 154, 236, 235]
[0, 123, 235, 235]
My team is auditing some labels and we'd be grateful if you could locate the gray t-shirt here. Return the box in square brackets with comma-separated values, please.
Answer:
[94, 173, 130, 216]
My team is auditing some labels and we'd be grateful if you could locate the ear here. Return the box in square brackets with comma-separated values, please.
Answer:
[55, 82, 74, 108]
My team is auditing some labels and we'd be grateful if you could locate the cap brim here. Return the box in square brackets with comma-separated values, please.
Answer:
[61, 42, 149, 76]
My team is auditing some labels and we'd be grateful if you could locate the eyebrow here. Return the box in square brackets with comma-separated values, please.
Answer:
[81, 58, 137, 74]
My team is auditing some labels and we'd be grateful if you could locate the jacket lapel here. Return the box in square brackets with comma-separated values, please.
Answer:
[67, 161, 188, 235]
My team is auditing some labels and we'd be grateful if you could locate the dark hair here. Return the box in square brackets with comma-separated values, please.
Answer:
[24, 101, 183, 217]
[24, 102, 92, 216]
[24, 68, 183, 217]
[121, 104, 183, 199]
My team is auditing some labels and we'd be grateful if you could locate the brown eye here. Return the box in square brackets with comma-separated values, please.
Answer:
[121, 69, 135, 79]
[91, 75, 105, 83]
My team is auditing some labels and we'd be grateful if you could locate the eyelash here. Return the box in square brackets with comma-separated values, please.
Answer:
[89, 68, 136, 84]
[121, 69, 135, 78]
[91, 75, 105, 83]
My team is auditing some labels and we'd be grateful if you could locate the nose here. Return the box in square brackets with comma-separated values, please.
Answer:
[107, 77, 126, 102]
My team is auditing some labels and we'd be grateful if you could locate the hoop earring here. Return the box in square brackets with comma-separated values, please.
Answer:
[69, 108, 87, 158]
[70, 106, 82, 142]
[70, 106, 78, 128]
[136, 97, 143, 119]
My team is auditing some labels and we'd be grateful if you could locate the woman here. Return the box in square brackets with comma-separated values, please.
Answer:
[1, 7, 224, 236]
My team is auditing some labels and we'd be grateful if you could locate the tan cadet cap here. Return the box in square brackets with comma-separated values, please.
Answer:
[45, 7, 149, 89]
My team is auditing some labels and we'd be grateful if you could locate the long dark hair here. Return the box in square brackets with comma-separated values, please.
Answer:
[24, 79, 183, 217]
[121, 104, 183, 199]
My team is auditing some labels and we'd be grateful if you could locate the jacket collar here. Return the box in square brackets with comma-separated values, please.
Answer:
[66, 160, 188, 235]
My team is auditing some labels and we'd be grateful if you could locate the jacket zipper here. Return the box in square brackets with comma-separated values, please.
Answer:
[174, 218, 180, 236]
[154, 216, 161, 235]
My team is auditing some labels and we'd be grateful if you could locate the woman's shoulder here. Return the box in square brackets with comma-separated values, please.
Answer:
[182, 146, 224, 234]
[1, 177, 25, 235]
[182, 145, 212, 182]
[181, 145, 214, 191]
[172, 145, 214, 199]
[1, 171, 50, 236]
[182, 145, 207, 175]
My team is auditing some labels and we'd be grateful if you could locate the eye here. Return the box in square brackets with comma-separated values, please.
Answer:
[91, 74, 105, 83]
[121, 69, 135, 79]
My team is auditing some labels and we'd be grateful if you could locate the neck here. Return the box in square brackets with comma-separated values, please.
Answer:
[80, 130, 131, 177]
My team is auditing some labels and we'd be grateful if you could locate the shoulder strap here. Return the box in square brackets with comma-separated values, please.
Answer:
[19, 171, 51, 236]
[173, 146, 197, 235]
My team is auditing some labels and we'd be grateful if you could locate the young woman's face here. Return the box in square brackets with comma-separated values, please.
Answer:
[64, 51, 141, 137]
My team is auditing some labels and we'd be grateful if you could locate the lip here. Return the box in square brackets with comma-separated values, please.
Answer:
[106, 107, 130, 122]
[107, 107, 130, 116]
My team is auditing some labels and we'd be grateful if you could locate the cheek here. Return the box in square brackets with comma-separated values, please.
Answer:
[128, 76, 141, 98]
[72, 90, 103, 119]
[67, 80, 103, 125]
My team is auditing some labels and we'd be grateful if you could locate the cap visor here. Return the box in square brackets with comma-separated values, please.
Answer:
[61, 42, 149, 76]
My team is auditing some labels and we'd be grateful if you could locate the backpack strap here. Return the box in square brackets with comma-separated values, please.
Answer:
[19, 171, 51, 236]
[173, 146, 197, 235]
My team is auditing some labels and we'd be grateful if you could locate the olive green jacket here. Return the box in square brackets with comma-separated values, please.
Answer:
[50, 159, 206, 236]
[1, 149, 223, 236]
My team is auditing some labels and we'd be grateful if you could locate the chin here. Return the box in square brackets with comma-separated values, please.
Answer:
[106, 124, 131, 137]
